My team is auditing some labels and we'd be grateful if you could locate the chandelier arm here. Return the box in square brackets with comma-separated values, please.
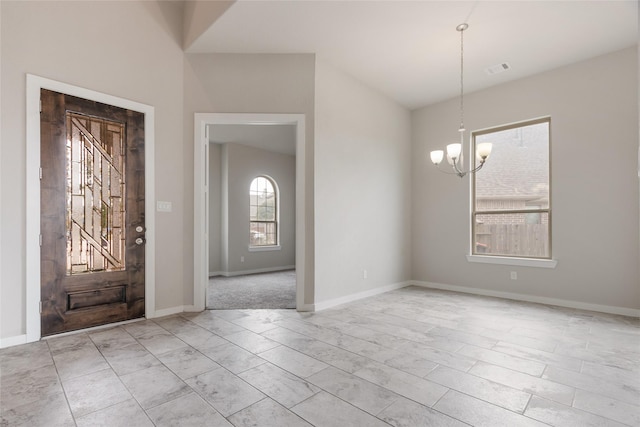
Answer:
[434, 163, 467, 176]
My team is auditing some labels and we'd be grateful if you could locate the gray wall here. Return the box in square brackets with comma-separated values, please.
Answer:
[314, 60, 413, 303]
[412, 47, 639, 310]
[209, 143, 296, 275]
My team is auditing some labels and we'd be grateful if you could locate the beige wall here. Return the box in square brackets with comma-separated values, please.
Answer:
[0, 1, 185, 339]
[314, 60, 412, 303]
[412, 47, 640, 310]
[183, 53, 316, 305]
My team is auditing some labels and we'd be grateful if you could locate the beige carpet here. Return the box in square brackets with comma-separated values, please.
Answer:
[207, 270, 296, 309]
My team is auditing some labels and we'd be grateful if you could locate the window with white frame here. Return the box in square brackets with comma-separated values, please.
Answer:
[472, 117, 551, 259]
[249, 176, 278, 247]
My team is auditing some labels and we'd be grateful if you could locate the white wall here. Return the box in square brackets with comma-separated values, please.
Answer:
[412, 47, 640, 311]
[183, 53, 316, 304]
[314, 59, 412, 304]
[0, 1, 185, 341]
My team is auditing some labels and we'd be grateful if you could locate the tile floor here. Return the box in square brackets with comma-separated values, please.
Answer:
[1, 286, 639, 426]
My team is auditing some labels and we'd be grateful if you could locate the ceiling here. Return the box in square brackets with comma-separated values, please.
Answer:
[188, 0, 638, 110]
[209, 124, 296, 155]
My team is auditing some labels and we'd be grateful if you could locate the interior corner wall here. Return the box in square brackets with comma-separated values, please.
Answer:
[183, 53, 316, 305]
[224, 143, 296, 274]
[314, 59, 412, 303]
[0, 1, 185, 341]
[412, 47, 640, 311]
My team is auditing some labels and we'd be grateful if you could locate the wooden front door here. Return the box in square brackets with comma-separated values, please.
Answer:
[40, 89, 145, 337]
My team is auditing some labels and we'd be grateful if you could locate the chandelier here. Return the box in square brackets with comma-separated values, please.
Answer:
[430, 23, 492, 178]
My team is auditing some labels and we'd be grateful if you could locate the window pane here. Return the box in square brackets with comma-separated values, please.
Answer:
[249, 175, 278, 246]
[474, 212, 549, 258]
[475, 121, 549, 211]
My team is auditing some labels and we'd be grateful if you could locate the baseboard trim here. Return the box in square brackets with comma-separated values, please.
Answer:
[0, 334, 28, 349]
[182, 305, 199, 313]
[314, 281, 411, 312]
[412, 281, 640, 318]
[297, 303, 315, 312]
[152, 306, 185, 318]
[209, 265, 295, 278]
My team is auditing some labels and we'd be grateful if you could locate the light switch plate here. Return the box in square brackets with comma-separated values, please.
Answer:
[157, 201, 172, 212]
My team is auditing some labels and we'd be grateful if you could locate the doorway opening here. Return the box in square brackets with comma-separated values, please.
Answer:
[193, 113, 307, 312]
[207, 124, 296, 309]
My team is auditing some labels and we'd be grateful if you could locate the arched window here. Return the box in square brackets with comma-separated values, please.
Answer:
[249, 176, 278, 247]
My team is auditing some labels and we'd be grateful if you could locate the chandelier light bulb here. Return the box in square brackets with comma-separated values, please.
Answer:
[477, 142, 492, 160]
[447, 143, 462, 160]
[430, 150, 444, 165]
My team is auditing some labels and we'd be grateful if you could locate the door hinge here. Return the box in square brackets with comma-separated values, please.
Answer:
[39, 234, 42, 246]
[39, 301, 43, 314]
[39, 167, 43, 180]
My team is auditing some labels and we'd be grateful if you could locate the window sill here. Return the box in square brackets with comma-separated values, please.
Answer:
[466, 255, 557, 269]
[248, 245, 281, 252]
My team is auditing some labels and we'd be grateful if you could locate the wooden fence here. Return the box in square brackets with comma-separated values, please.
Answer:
[475, 223, 548, 258]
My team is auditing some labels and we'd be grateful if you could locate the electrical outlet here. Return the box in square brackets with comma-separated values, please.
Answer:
[510, 271, 517, 280]
[363, 270, 368, 279]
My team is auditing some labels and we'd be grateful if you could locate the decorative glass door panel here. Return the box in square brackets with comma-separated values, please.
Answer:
[66, 113, 126, 274]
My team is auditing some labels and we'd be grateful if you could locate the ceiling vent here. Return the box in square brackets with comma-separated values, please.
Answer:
[485, 62, 511, 75]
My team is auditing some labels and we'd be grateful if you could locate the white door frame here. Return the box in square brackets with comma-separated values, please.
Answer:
[193, 113, 306, 311]
[25, 75, 156, 342]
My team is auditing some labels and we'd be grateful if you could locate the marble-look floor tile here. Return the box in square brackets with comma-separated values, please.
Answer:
[0, 364, 62, 411]
[146, 392, 232, 427]
[134, 330, 188, 356]
[468, 362, 575, 405]
[580, 360, 640, 389]
[307, 366, 399, 415]
[457, 344, 546, 376]
[395, 340, 476, 371]
[291, 391, 391, 427]
[51, 342, 111, 381]
[524, 395, 627, 427]
[354, 361, 448, 407]
[99, 341, 160, 376]
[572, 389, 640, 426]
[119, 364, 191, 409]
[75, 398, 153, 427]
[0, 387, 75, 427]
[62, 368, 131, 417]
[427, 326, 498, 349]
[258, 345, 328, 378]
[156, 346, 220, 380]
[224, 330, 281, 354]
[427, 365, 531, 413]
[186, 367, 265, 417]
[187, 311, 247, 336]
[0, 340, 53, 378]
[200, 342, 266, 374]
[491, 341, 582, 372]
[434, 390, 547, 427]
[89, 326, 137, 351]
[229, 314, 283, 334]
[238, 363, 321, 408]
[122, 320, 167, 338]
[381, 352, 438, 378]
[378, 396, 467, 427]
[543, 365, 639, 406]
[228, 398, 313, 427]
